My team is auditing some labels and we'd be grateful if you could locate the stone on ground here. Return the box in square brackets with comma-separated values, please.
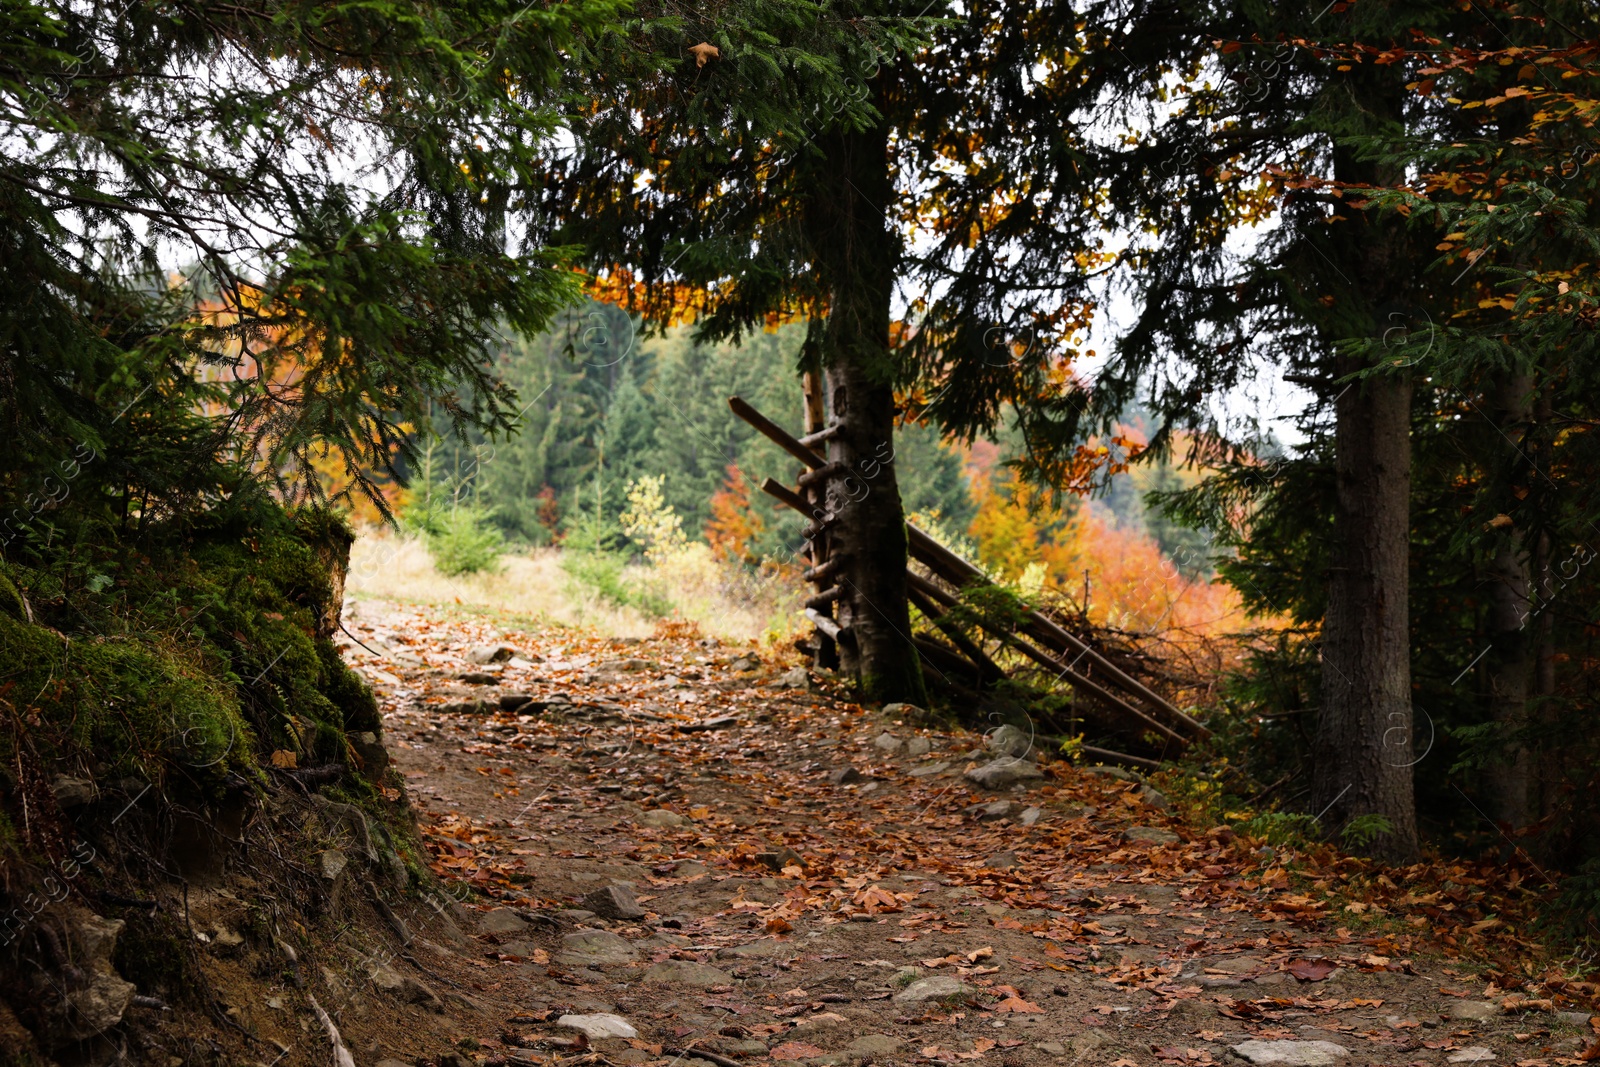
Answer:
[716, 939, 788, 959]
[906, 736, 932, 757]
[1228, 1036, 1344, 1062]
[556, 930, 638, 966]
[893, 975, 974, 1003]
[583, 883, 646, 921]
[1228, 1040, 1349, 1065]
[1020, 805, 1043, 826]
[1448, 1001, 1498, 1021]
[965, 757, 1043, 789]
[468, 643, 520, 664]
[827, 766, 864, 785]
[1140, 785, 1171, 809]
[873, 732, 903, 755]
[1124, 825, 1181, 846]
[1445, 1049, 1495, 1063]
[635, 809, 687, 828]
[640, 960, 734, 987]
[370, 962, 441, 1009]
[557, 1014, 638, 1040]
[319, 848, 348, 882]
[882, 702, 927, 722]
[773, 666, 812, 689]
[478, 907, 528, 935]
[986, 723, 1033, 759]
[967, 799, 1013, 820]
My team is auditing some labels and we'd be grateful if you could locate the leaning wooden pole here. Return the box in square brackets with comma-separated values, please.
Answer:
[905, 582, 1006, 686]
[906, 572, 1186, 747]
[904, 525, 1210, 740]
[798, 371, 839, 670]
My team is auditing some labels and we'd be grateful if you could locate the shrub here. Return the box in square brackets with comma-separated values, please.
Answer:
[426, 505, 505, 577]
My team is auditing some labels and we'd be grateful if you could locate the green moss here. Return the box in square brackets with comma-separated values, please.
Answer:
[0, 611, 254, 789]
[0, 569, 25, 620]
[112, 912, 196, 1003]
[0, 500, 383, 811]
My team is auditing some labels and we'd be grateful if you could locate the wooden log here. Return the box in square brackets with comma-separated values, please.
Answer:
[760, 477, 815, 517]
[1079, 745, 1164, 771]
[905, 572, 1183, 746]
[799, 425, 839, 448]
[905, 525, 1209, 739]
[801, 372, 827, 436]
[805, 608, 848, 642]
[797, 461, 848, 489]
[1006, 637, 1187, 747]
[906, 579, 1004, 685]
[803, 557, 845, 585]
[806, 587, 843, 611]
[730, 397, 826, 469]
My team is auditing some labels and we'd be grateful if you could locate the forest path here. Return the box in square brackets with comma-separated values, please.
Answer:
[338, 597, 1587, 1067]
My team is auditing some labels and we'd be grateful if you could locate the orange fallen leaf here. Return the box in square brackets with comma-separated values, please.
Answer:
[995, 995, 1044, 1014]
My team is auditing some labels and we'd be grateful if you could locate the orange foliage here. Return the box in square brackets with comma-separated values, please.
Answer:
[966, 468, 1248, 641]
[192, 289, 409, 518]
[706, 465, 764, 564]
[583, 269, 817, 330]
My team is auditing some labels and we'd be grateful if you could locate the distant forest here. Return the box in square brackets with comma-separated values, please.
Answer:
[418, 302, 976, 557]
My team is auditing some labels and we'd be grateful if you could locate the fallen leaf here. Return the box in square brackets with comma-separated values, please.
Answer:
[1287, 959, 1338, 982]
[995, 995, 1045, 1014]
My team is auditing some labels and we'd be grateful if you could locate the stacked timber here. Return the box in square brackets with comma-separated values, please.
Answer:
[728, 396, 1210, 758]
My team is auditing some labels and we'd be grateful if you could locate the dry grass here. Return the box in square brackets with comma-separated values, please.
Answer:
[343, 527, 803, 644]
[345, 529, 654, 636]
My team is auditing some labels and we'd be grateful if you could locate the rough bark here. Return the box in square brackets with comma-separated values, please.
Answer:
[1309, 64, 1419, 861]
[823, 355, 925, 704]
[811, 116, 926, 706]
[1312, 361, 1418, 859]
[1484, 370, 1535, 831]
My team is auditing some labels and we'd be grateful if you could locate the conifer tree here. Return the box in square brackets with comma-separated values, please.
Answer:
[0, 0, 624, 532]
[1066, 0, 1599, 858]
[529, 2, 1111, 702]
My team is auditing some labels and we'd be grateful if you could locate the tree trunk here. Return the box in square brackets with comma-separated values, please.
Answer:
[810, 115, 926, 706]
[1309, 63, 1419, 861]
[1312, 362, 1418, 859]
[1484, 370, 1534, 832]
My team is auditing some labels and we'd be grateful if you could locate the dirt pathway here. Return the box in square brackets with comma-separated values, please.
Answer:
[336, 597, 1595, 1067]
